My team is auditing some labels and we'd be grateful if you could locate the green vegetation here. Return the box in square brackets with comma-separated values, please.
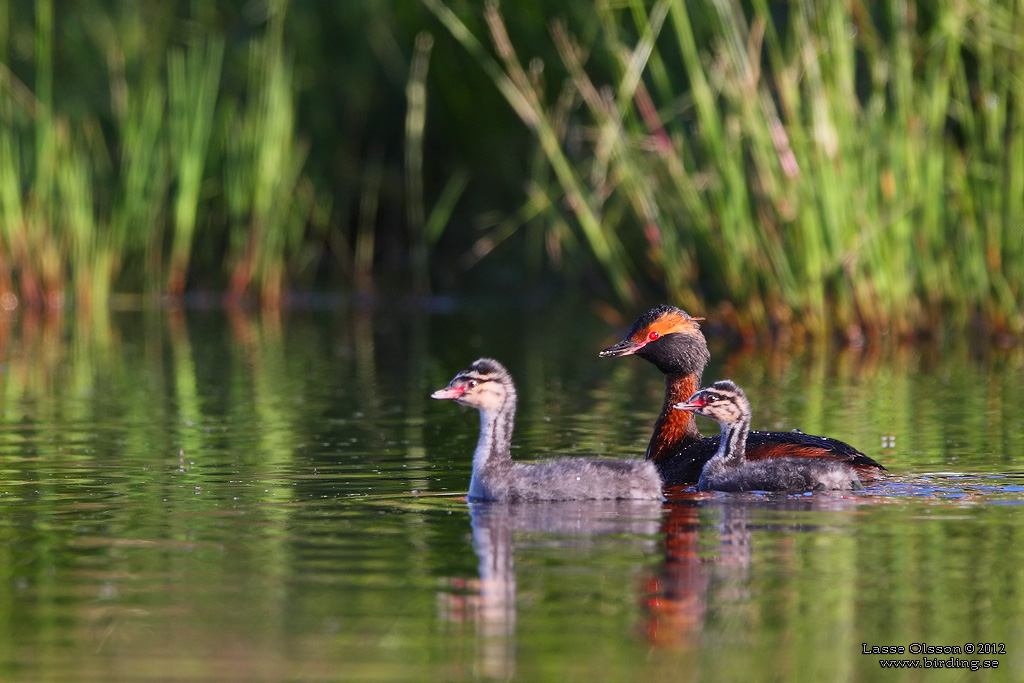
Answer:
[426, 0, 1024, 338]
[0, 1, 1022, 337]
[0, 1, 324, 309]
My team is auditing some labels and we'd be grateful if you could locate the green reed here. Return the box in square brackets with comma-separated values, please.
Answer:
[426, 0, 1024, 338]
[0, 1, 316, 310]
[2, 1, 1022, 337]
[221, 10, 314, 307]
[167, 37, 223, 296]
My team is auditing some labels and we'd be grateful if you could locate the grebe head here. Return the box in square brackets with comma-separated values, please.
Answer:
[431, 358, 513, 411]
[598, 305, 710, 375]
[673, 380, 749, 426]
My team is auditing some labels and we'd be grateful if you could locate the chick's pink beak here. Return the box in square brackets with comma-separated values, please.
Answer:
[673, 397, 704, 411]
[431, 386, 465, 400]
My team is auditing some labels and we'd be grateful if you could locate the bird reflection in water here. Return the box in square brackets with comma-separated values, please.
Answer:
[439, 499, 663, 679]
[643, 492, 868, 649]
[440, 492, 868, 675]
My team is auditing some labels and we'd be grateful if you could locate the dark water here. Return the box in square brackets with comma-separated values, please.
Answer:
[1, 301, 1022, 680]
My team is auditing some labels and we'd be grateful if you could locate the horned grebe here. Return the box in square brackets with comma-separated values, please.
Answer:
[599, 305, 884, 485]
[432, 358, 663, 502]
[675, 380, 864, 492]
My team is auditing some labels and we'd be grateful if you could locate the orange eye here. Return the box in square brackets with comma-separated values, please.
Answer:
[648, 331, 660, 341]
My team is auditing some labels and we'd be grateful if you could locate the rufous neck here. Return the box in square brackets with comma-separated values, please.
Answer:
[646, 373, 702, 462]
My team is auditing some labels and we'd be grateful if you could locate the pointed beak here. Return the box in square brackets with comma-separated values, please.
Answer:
[673, 398, 703, 412]
[599, 338, 645, 358]
[431, 386, 465, 400]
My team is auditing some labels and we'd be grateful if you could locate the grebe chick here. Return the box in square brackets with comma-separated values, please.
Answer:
[600, 305, 885, 485]
[675, 380, 864, 492]
[432, 358, 663, 502]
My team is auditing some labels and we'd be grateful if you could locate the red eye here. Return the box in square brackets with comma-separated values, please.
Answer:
[648, 331, 660, 341]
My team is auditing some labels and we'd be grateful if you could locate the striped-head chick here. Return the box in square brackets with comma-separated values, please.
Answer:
[674, 380, 750, 427]
[431, 358, 514, 411]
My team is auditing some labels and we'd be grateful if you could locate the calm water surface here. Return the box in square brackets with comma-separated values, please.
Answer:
[1, 301, 1022, 681]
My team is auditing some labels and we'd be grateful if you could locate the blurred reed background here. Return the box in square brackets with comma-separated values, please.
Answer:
[0, 0, 1021, 339]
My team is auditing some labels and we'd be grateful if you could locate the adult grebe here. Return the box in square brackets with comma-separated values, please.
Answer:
[676, 380, 864, 491]
[432, 358, 663, 501]
[599, 305, 884, 485]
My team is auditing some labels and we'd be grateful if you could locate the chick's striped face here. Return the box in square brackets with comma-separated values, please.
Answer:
[690, 390, 743, 423]
[431, 362, 510, 410]
[673, 381, 749, 425]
